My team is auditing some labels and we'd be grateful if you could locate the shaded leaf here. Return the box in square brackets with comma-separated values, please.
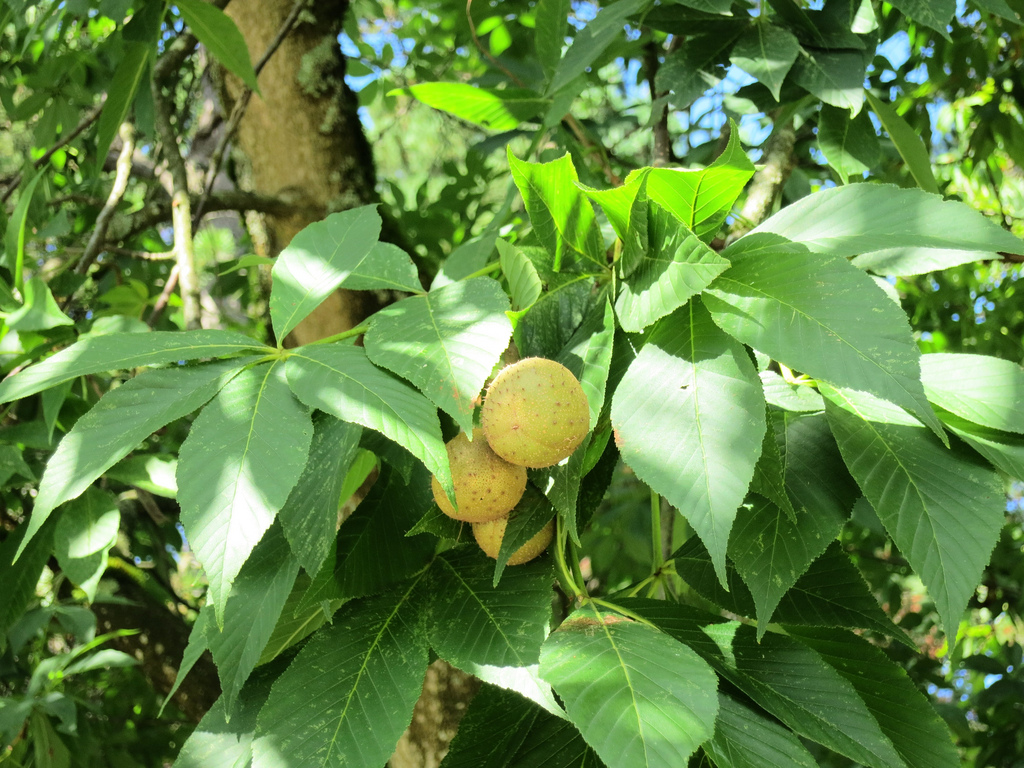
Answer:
[730, 24, 800, 102]
[818, 105, 882, 182]
[277, 414, 362, 576]
[206, 523, 299, 714]
[790, 50, 866, 114]
[497, 239, 543, 312]
[704, 693, 818, 768]
[556, 298, 615, 430]
[865, 92, 940, 193]
[251, 583, 429, 768]
[177, 0, 259, 91]
[53, 487, 120, 601]
[921, 353, 1024, 433]
[426, 546, 553, 668]
[825, 394, 1004, 634]
[788, 627, 959, 768]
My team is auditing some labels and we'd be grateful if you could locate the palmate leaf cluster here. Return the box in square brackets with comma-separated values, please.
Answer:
[2, 124, 1024, 766]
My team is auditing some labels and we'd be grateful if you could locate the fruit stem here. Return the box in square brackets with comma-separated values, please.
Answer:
[554, 515, 586, 600]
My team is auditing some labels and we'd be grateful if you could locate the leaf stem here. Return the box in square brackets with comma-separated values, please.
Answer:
[459, 261, 503, 282]
[554, 515, 585, 600]
[301, 324, 370, 348]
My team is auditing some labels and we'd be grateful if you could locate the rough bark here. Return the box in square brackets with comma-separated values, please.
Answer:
[224, 0, 379, 345]
[224, 4, 481, 765]
[732, 120, 798, 238]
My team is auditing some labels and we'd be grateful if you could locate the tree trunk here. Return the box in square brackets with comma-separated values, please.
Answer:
[224, 3, 479, 764]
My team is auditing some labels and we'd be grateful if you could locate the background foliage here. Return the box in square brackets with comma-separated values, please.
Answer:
[1, 0, 1024, 766]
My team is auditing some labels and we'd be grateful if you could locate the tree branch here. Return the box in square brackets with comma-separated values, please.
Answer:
[643, 38, 673, 168]
[731, 118, 798, 238]
[152, 0, 232, 85]
[192, 0, 308, 227]
[72, 123, 136, 277]
[152, 81, 203, 330]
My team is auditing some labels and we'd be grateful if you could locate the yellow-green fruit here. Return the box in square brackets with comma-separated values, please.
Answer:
[472, 516, 555, 565]
[430, 428, 527, 523]
[481, 358, 589, 468]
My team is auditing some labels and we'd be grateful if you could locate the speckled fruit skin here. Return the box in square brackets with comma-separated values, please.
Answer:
[480, 358, 589, 468]
[472, 517, 555, 565]
[430, 428, 527, 523]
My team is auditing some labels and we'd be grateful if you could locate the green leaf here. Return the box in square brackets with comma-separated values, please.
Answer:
[649, 123, 755, 241]
[285, 343, 452, 498]
[257, 574, 338, 666]
[176, 0, 259, 92]
[0, 329, 267, 403]
[508, 150, 606, 272]
[95, 41, 151, 173]
[729, 410, 859, 635]
[515, 274, 596, 358]
[581, 172, 647, 246]
[556, 298, 615, 430]
[656, 33, 739, 110]
[497, 239, 543, 312]
[24, 360, 250, 558]
[921, 353, 1024, 434]
[251, 582, 429, 768]
[277, 414, 362, 576]
[787, 627, 959, 768]
[536, 0, 572, 81]
[676, 537, 910, 645]
[364, 277, 512, 434]
[397, 83, 548, 131]
[218, 254, 275, 276]
[177, 362, 313, 623]
[540, 607, 719, 768]
[342, 242, 424, 294]
[730, 24, 801, 102]
[790, 50, 866, 114]
[406, 504, 466, 542]
[174, 661, 277, 768]
[206, 523, 299, 715]
[426, 546, 553, 668]
[704, 245, 945, 441]
[441, 684, 597, 768]
[887, 0, 955, 34]
[970, 0, 1020, 20]
[160, 610, 210, 717]
[432, 233, 497, 289]
[53, 487, 119, 601]
[704, 693, 818, 768]
[865, 92, 941, 193]
[824, 393, 1005, 634]
[0, 521, 55, 651]
[2, 168, 45, 288]
[940, 411, 1024, 479]
[727, 183, 1021, 260]
[331, 464, 437, 600]
[748, 416, 797, 521]
[106, 453, 178, 497]
[851, 247, 989, 276]
[628, 601, 905, 768]
[0, 444, 34, 487]
[759, 370, 824, 412]
[493, 485, 556, 584]
[817, 105, 882, 182]
[614, 204, 730, 332]
[5, 276, 73, 331]
[270, 206, 382, 341]
[612, 301, 766, 584]
[548, 0, 653, 94]
[465, 665, 566, 722]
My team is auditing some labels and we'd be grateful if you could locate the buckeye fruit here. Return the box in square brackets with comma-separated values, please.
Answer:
[430, 428, 527, 523]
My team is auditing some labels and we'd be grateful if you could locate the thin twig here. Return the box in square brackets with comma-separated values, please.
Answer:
[192, 0, 308, 227]
[466, 0, 525, 86]
[152, 80, 202, 330]
[643, 37, 673, 167]
[147, 265, 181, 328]
[73, 122, 136, 277]
[1, 101, 105, 204]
